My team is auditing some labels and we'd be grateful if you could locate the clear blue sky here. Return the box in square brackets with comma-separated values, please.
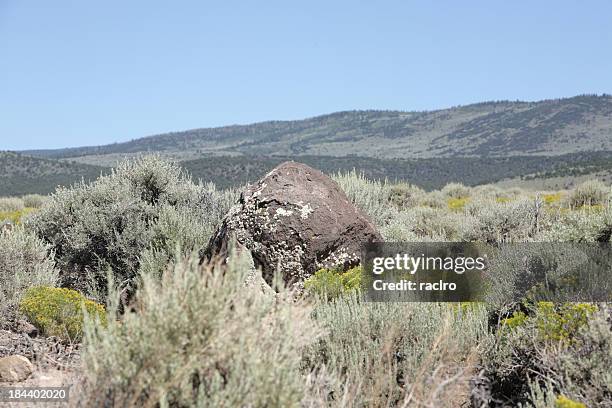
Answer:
[1, 1, 611, 150]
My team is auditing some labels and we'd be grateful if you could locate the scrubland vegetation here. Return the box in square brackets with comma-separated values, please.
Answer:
[1, 157, 610, 407]
[0, 194, 47, 225]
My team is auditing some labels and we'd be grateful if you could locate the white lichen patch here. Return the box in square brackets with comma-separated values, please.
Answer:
[257, 241, 307, 282]
[297, 203, 314, 220]
[317, 246, 359, 270]
[218, 177, 369, 286]
[275, 208, 294, 217]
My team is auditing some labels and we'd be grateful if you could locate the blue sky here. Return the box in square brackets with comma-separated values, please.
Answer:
[1, 1, 611, 150]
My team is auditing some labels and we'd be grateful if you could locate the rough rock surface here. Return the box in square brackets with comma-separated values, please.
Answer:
[205, 161, 382, 285]
[0, 330, 80, 370]
[0, 355, 34, 382]
[16, 320, 39, 338]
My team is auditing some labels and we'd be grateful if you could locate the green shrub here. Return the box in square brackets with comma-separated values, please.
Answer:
[501, 310, 527, 329]
[543, 192, 564, 205]
[478, 303, 610, 406]
[304, 266, 362, 299]
[482, 243, 606, 310]
[555, 395, 587, 408]
[527, 381, 588, 408]
[567, 179, 609, 208]
[549, 311, 612, 405]
[20, 286, 106, 340]
[447, 196, 469, 211]
[30, 156, 231, 296]
[0, 207, 37, 224]
[533, 302, 598, 343]
[0, 227, 58, 328]
[79, 252, 319, 407]
[499, 302, 598, 343]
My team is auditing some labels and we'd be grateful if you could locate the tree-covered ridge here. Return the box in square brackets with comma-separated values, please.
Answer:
[0, 151, 107, 196]
[22, 94, 612, 161]
[3, 150, 612, 196]
[181, 151, 612, 190]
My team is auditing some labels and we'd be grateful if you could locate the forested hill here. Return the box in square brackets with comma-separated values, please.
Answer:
[23, 94, 612, 161]
[3, 149, 612, 196]
[0, 151, 107, 196]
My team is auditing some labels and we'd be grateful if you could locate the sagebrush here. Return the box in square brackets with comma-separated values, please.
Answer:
[2, 157, 610, 407]
[30, 156, 235, 297]
[0, 227, 58, 328]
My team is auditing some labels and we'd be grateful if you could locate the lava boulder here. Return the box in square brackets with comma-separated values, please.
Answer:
[204, 161, 382, 285]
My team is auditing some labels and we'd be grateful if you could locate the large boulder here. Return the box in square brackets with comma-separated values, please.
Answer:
[0, 355, 34, 382]
[204, 161, 382, 285]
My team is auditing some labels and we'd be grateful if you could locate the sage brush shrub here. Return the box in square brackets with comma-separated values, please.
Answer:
[303, 266, 362, 300]
[481, 243, 605, 310]
[0, 227, 58, 327]
[463, 197, 541, 243]
[567, 179, 610, 208]
[539, 206, 612, 242]
[381, 206, 472, 241]
[332, 178, 611, 407]
[0, 196, 25, 212]
[477, 303, 610, 407]
[29, 156, 230, 294]
[528, 381, 588, 408]
[419, 190, 447, 209]
[380, 211, 422, 242]
[303, 294, 488, 407]
[472, 185, 503, 199]
[388, 182, 426, 210]
[441, 182, 471, 199]
[22, 194, 48, 209]
[332, 170, 394, 226]
[80, 253, 320, 407]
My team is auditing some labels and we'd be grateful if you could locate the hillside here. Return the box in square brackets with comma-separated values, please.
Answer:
[0, 152, 107, 196]
[3, 150, 612, 196]
[23, 95, 612, 163]
[8, 94, 612, 195]
[183, 151, 612, 190]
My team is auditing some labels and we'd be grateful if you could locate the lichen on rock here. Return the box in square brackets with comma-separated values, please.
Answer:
[204, 161, 382, 286]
